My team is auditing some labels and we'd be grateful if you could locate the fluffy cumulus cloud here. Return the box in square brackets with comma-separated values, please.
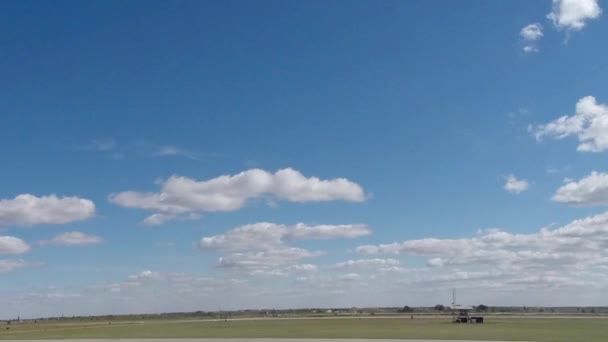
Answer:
[38, 231, 103, 246]
[532, 96, 608, 152]
[0, 236, 30, 254]
[503, 174, 529, 194]
[547, 0, 602, 31]
[520, 23, 543, 52]
[553, 171, 608, 205]
[199, 222, 370, 275]
[110, 168, 367, 225]
[0, 194, 95, 226]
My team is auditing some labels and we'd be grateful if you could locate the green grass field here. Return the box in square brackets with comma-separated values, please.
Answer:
[0, 317, 606, 341]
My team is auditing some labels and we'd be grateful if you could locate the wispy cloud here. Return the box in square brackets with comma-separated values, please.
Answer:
[520, 23, 543, 53]
[78, 139, 208, 161]
[37, 231, 103, 247]
[151, 145, 199, 160]
[78, 138, 117, 152]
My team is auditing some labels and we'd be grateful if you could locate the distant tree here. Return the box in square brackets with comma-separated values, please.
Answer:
[477, 304, 489, 312]
[434, 305, 445, 311]
[400, 306, 414, 313]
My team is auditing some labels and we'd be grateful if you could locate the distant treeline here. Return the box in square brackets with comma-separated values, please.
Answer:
[6, 306, 608, 322]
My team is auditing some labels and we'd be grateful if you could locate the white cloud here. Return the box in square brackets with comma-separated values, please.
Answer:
[338, 273, 360, 281]
[38, 231, 103, 246]
[142, 213, 201, 226]
[152, 145, 199, 160]
[503, 174, 529, 194]
[356, 211, 608, 280]
[427, 257, 445, 267]
[142, 213, 175, 226]
[547, 0, 602, 31]
[0, 236, 30, 254]
[110, 168, 367, 224]
[520, 23, 543, 52]
[198, 222, 370, 252]
[289, 223, 371, 240]
[553, 171, 608, 205]
[0, 194, 95, 226]
[286, 264, 318, 273]
[217, 248, 323, 271]
[128, 270, 161, 281]
[532, 96, 608, 152]
[200, 222, 369, 274]
[333, 258, 401, 269]
[199, 222, 287, 252]
[0, 259, 29, 273]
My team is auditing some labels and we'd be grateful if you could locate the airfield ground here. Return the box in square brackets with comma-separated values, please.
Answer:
[0, 316, 606, 342]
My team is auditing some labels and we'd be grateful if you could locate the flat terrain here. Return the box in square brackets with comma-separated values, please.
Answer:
[0, 317, 606, 341]
[0, 339, 532, 342]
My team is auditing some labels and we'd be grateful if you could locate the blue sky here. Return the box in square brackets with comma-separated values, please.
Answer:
[2, 0, 608, 318]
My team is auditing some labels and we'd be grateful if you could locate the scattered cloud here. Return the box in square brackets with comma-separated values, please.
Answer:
[286, 264, 318, 273]
[338, 273, 360, 281]
[0, 236, 30, 254]
[141, 213, 201, 226]
[142, 213, 175, 226]
[532, 96, 608, 152]
[547, 0, 602, 31]
[427, 257, 445, 267]
[8, 206, 608, 313]
[0, 259, 29, 273]
[356, 211, 608, 282]
[128, 270, 162, 281]
[217, 248, 323, 273]
[0, 194, 95, 226]
[152, 145, 199, 160]
[80, 139, 207, 161]
[553, 171, 608, 205]
[520, 23, 543, 52]
[38, 231, 102, 246]
[503, 174, 529, 194]
[199, 222, 369, 274]
[198, 222, 370, 252]
[333, 258, 401, 269]
[110, 168, 367, 224]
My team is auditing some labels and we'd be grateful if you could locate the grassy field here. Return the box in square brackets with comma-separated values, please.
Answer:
[0, 317, 606, 341]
